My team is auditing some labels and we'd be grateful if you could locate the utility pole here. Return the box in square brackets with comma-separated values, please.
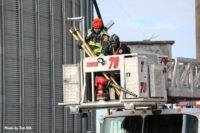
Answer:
[196, 0, 200, 59]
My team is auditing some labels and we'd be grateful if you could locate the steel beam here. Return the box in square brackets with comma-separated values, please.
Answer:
[93, 0, 104, 27]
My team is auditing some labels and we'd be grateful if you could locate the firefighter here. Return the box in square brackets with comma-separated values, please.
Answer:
[85, 18, 110, 56]
[106, 34, 131, 55]
[105, 34, 131, 99]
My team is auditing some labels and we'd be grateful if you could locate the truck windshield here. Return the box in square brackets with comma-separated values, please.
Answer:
[103, 114, 198, 133]
[103, 116, 143, 133]
[144, 114, 198, 133]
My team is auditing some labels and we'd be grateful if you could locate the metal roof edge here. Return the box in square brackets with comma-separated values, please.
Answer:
[123, 40, 175, 45]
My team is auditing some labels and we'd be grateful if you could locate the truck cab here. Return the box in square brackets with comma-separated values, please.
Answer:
[101, 106, 200, 133]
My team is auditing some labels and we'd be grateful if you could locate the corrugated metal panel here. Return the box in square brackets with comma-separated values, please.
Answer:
[74, 1, 82, 132]
[67, 111, 74, 133]
[50, 0, 56, 132]
[75, 0, 80, 64]
[82, 0, 86, 29]
[85, 0, 89, 30]
[65, 0, 73, 64]
[91, 110, 96, 132]
[0, 0, 3, 131]
[1, 0, 95, 132]
[4, 0, 21, 129]
[39, 0, 52, 132]
[35, 0, 41, 132]
[65, 1, 74, 133]
[53, 0, 64, 132]
[61, 1, 67, 133]
[89, 0, 93, 27]
[23, 0, 37, 132]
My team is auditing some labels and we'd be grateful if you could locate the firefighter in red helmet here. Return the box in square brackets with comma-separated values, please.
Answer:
[86, 18, 110, 56]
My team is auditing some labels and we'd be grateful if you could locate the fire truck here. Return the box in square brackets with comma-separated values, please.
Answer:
[97, 41, 200, 133]
[58, 25, 200, 132]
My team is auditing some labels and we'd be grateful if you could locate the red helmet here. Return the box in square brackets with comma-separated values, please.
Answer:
[92, 18, 103, 28]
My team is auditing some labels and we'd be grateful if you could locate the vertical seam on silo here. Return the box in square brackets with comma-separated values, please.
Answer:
[86, 0, 89, 30]
[18, 0, 24, 132]
[0, 0, 1, 131]
[35, 0, 41, 132]
[90, 3, 95, 132]
[18, 0, 21, 130]
[21, 0, 24, 132]
[72, 0, 77, 133]
[90, 0, 94, 26]
[62, 0, 67, 132]
[79, 0, 84, 132]
[89, 2, 95, 132]
[62, 0, 66, 65]
[0, 0, 5, 132]
[72, 0, 76, 64]
[86, 0, 90, 131]
[50, 0, 55, 132]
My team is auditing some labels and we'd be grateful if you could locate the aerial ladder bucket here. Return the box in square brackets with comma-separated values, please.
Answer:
[59, 19, 200, 115]
[69, 26, 127, 98]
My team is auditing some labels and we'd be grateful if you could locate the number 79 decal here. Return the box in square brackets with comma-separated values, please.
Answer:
[109, 56, 119, 69]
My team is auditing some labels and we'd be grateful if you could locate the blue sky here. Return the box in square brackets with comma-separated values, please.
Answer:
[94, 0, 196, 132]
[94, 0, 196, 58]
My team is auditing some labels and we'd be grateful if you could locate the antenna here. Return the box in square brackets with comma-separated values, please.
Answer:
[143, 33, 159, 41]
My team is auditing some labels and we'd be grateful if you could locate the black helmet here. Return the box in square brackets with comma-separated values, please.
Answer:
[109, 34, 120, 49]
[109, 34, 120, 43]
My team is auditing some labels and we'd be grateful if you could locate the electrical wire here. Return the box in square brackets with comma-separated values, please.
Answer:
[114, 0, 147, 39]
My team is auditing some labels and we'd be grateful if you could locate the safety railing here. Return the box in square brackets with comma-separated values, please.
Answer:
[168, 57, 200, 98]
